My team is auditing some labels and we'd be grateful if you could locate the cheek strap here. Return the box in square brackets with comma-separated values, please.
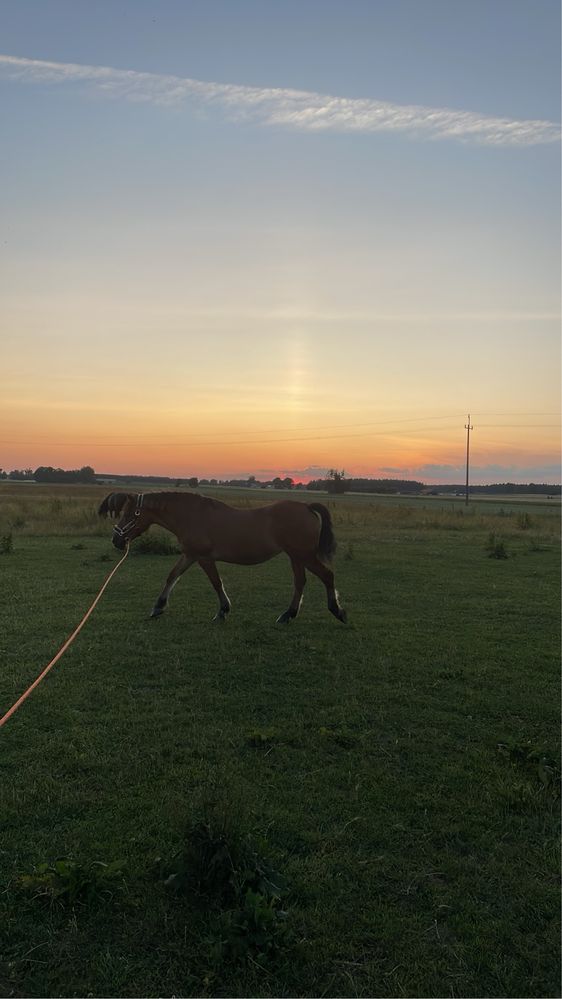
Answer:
[113, 493, 144, 537]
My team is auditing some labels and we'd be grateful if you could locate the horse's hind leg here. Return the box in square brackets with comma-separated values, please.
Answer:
[150, 554, 194, 618]
[304, 555, 347, 623]
[198, 559, 231, 621]
[277, 557, 306, 623]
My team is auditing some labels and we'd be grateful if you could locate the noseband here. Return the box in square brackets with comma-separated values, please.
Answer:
[113, 493, 144, 540]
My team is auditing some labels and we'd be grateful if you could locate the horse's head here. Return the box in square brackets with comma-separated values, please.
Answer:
[98, 492, 150, 550]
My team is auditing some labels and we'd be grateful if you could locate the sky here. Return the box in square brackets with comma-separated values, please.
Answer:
[1, 0, 560, 484]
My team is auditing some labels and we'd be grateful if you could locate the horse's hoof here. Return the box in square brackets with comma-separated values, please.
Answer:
[213, 605, 230, 622]
[338, 609, 348, 624]
[150, 606, 165, 618]
[276, 611, 293, 624]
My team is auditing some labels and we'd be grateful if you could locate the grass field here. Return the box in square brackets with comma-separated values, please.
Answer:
[0, 483, 560, 998]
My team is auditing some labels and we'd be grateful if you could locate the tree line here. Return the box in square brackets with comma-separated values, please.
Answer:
[1, 466, 559, 495]
[305, 470, 425, 494]
[1, 466, 96, 483]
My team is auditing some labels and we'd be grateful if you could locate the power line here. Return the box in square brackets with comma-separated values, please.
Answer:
[0, 427, 467, 448]
[0, 413, 469, 444]
[0, 420, 558, 450]
[0, 426, 512, 448]
[477, 424, 558, 428]
[1, 413, 558, 447]
[473, 412, 561, 417]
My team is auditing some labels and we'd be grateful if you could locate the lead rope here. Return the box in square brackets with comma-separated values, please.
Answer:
[0, 543, 130, 729]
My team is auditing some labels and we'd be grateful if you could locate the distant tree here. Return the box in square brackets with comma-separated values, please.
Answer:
[326, 469, 348, 494]
[175, 479, 183, 488]
[34, 465, 96, 483]
[0, 469, 6, 479]
[34, 466, 53, 482]
[187, 477, 199, 489]
[8, 469, 33, 480]
[282, 477, 294, 489]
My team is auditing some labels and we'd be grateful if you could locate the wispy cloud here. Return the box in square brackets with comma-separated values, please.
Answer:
[1, 54, 559, 147]
[415, 462, 561, 483]
[255, 465, 332, 478]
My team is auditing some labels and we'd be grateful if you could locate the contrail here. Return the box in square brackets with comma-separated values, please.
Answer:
[1, 53, 559, 146]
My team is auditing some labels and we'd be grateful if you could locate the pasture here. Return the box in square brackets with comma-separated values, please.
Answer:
[0, 483, 560, 998]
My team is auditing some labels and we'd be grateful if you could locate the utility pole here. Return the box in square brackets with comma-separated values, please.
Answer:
[465, 414, 473, 506]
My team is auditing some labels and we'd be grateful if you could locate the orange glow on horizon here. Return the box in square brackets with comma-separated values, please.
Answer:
[3, 304, 560, 485]
[2, 400, 559, 484]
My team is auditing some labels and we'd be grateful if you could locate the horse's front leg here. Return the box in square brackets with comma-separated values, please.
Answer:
[198, 559, 231, 621]
[150, 554, 194, 618]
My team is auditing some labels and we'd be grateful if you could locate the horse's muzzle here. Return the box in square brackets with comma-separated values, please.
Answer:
[112, 533, 127, 550]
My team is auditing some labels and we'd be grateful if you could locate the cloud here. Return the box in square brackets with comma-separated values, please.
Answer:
[253, 465, 331, 478]
[416, 463, 464, 477]
[1, 54, 559, 147]
[414, 462, 561, 484]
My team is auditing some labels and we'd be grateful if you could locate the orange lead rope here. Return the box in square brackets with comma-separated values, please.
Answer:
[0, 543, 130, 729]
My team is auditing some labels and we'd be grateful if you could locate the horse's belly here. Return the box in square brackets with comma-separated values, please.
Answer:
[204, 509, 282, 565]
[211, 540, 281, 565]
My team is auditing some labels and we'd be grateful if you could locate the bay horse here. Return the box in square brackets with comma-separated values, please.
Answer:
[98, 491, 347, 624]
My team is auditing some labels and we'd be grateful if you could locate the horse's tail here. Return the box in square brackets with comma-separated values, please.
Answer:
[308, 503, 337, 562]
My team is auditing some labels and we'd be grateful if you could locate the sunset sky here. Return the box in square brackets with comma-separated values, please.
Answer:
[1, 0, 560, 484]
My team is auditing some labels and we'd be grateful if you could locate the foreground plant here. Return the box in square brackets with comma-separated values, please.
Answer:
[17, 858, 126, 907]
[161, 805, 291, 966]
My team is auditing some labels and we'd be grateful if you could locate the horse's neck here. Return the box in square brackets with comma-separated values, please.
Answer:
[145, 493, 192, 535]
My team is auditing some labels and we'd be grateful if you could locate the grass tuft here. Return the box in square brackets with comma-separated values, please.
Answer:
[0, 530, 14, 554]
[16, 858, 127, 908]
[486, 533, 509, 558]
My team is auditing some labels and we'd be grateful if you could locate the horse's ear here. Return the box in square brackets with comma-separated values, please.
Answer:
[98, 492, 132, 519]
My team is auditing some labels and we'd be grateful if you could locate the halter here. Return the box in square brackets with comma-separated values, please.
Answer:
[113, 493, 144, 540]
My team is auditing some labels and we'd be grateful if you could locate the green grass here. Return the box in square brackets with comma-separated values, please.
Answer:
[0, 484, 560, 997]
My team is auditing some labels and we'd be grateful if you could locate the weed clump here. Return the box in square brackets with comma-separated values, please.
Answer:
[486, 533, 509, 559]
[497, 740, 561, 799]
[161, 806, 290, 966]
[246, 728, 278, 749]
[0, 531, 14, 554]
[17, 858, 126, 907]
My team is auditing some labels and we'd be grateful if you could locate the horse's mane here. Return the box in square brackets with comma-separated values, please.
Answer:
[146, 491, 229, 512]
[98, 489, 229, 519]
